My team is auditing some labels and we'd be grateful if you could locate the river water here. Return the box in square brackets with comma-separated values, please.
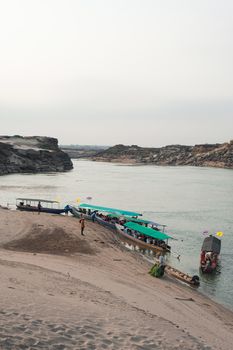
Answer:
[0, 160, 232, 309]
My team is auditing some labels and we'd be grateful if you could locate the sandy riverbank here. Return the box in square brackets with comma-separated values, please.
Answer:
[0, 208, 233, 349]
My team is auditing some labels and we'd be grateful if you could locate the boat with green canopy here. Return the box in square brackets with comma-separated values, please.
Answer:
[79, 203, 142, 217]
[97, 213, 167, 231]
[70, 203, 142, 223]
[115, 221, 172, 253]
[126, 217, 166, 232]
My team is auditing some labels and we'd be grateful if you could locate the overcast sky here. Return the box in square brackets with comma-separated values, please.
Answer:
[0, 0, 232, 146]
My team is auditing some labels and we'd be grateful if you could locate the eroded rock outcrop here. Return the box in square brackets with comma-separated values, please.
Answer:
[92, 141, 233, 169]
[0, 136, 73, 175]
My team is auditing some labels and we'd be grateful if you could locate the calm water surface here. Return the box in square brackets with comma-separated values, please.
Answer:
[0, 160, 232, 309]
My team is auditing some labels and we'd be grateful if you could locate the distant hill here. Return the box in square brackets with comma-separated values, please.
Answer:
[60, 145, 109, 159]
[0, 136, 73, 175]
[91, 141, 233, 169]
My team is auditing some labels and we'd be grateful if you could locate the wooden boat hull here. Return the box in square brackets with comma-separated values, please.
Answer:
[95, 216, 116, 230]
[16, 205, 65, 214]
[115, 224, 169, 253]
[200, 266, 216, 274]
[164, 265, 200, 286]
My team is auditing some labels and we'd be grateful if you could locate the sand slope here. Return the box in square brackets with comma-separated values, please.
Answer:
[0, 209, 233, 349]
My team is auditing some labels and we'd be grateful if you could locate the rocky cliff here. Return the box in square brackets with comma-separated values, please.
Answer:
[92, 141, 233, 169]
[0, 136, 73, 175]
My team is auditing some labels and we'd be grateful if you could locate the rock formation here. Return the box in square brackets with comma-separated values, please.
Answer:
[0, 136, 73, 175]
[92, 141, 233, 169]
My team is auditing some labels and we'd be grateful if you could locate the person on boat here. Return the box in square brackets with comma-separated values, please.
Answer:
[64, 205, 70, 215]
[37, 201, 42, 215]
[91, 211, 97, 222]
[79, 216, 85, 236]
[204, 257, 211, 271]
[200, 250, 206, 263]
[205, 251, 212, 263]
[160, 241, 166, 249]
[212, 253, 218, 263]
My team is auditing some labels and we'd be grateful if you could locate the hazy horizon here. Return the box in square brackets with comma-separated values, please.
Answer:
[59, 140, 231, 148]
[1, 0, 232, 147]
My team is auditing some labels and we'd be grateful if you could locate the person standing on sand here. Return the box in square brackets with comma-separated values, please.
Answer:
[37, 201, 42, 215]
[79, 216, 85, 235]
[158, 253, 165, 267]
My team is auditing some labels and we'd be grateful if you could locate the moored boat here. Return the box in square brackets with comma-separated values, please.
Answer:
[70, 203, 142, 225]
[115, 222, 172, 253]
[164, 265, 200, 286]
[200, 235, 221, 273]
[16, 198, 66, 215]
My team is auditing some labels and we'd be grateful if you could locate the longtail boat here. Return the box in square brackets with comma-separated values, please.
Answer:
[115, 222, 172, 253]
[71, 205, 166, 234]
[200, 235, 221, 273]
[149, 262, 200, 287]
[16, 198, 66, 215]
[70, 203, 142, 225]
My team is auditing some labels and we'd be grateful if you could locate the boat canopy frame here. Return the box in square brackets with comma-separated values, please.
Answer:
[124, 222, 172, 241]
[16, 198, 60, 207]
[16, 198, 60, 204]
[201, 236, 221, 254]
[78, 203, 142, 217]
[107, 213, 166, 229]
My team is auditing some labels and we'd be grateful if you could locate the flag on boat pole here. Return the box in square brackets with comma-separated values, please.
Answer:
[216, 231, 223, 238]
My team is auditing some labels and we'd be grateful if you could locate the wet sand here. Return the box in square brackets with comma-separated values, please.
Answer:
[0, 208, 233, 349]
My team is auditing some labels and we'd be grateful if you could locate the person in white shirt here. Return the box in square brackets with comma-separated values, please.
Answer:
[159, 254, 165, 267]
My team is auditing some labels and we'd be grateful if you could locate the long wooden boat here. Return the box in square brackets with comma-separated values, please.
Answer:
[200, 235, 221, 273]
[164, 265, 200, 286]
[71, 207, 122, 230]
[115, 223, 170, 253]
[70, 203, 142, 226]
[16, 198, 66, 215]
[149, 261, 200, 286]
